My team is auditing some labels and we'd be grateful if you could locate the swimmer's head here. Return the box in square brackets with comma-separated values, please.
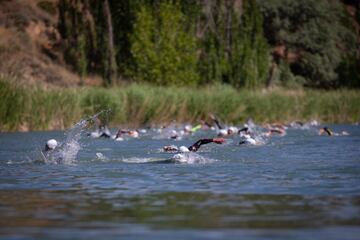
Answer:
[45, 139, 58, 151]
[218, 129, 228, 136]
[129, 130, 139, 138]
[228, 127, 237, 135]
[184, 125, 192, 133]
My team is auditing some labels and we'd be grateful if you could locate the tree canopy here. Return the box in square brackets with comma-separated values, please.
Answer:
[57, 0, 360, 89]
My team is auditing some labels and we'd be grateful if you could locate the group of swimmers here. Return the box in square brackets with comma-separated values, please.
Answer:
[44, 115, 350, 159]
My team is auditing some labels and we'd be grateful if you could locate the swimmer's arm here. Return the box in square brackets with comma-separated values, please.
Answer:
[189, 138, 225, 152]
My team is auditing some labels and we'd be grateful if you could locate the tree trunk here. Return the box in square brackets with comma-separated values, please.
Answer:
[225, 0, 233, 60]
[83, 0, 96, 67]
[103, 0, 117, 85]
[266, 60, 277, 88]
[58, 0, 68, 38]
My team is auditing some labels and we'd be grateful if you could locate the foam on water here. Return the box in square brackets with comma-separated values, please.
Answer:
[122, 157, 165, 163]
[171, 152, 216, 164]
[121, 153, 216, 164]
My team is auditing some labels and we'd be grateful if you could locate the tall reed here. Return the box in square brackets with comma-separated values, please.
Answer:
[1, 79, 359, 131]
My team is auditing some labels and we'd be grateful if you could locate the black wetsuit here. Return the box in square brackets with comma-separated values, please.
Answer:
[238, 127, 249, 134]
[324, 127, 333, 136]
[213, 119, 223, 130]
[188, 139, 214, 152]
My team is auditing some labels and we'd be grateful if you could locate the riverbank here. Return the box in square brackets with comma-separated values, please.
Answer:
[1, 79, 359, 131]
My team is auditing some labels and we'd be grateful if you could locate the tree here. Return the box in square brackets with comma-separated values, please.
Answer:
[198, 0, 270, 88]
[258, 0, 357, 88]
[231, 0, 270, 88]
[57, 0, 118, 85]
[130, 2, 199, 86]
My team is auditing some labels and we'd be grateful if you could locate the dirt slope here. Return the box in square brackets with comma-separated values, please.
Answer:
[0, 0, 85, 88]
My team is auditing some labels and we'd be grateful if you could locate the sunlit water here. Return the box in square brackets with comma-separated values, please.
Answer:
[0, 124, 360, 240]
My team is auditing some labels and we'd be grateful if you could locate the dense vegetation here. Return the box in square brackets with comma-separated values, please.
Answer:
[57, 0, 359, 88]
[1, 1, 359, 131]
[1, 78, 359, 131]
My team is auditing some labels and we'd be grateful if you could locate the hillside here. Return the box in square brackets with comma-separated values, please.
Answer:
[0, 0, 101, 88]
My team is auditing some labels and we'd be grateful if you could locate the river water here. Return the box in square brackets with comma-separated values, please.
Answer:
[0, 123, 359, 239]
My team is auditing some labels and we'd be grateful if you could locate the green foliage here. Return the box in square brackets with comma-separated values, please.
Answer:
[258, 0, 358, 88]
[130, 2, 199, 86]
[231, 0, 270, 88]
[337, 54, 360, 88]
[198, 0, 270, 89]
[81, 88, 120, 123]
[0, 80, 26, 130]
[55, 0, 358, 89]
[1, 76, 359, 131]
[0, 78, 82, 131]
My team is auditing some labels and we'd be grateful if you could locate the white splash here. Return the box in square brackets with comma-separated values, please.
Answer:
[122, 157, 164, 163]
[171, 152, 216, 164]
[95, 152, 108, 161]
[42, 111, 108, 164]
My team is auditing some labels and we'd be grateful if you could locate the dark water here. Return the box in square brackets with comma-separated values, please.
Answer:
[0, 124, 360, 240]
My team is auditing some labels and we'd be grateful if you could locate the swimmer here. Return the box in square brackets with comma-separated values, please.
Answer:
[238, 127, 250, 136]
[170, 130, 181, 140]
[228, 126, 238, 135]
[89, 124, 112, 138]
[239, 127, 262, 144]
[163, 145, 179, 152]
[45, 139, 58, 151]
[209, 114, 238, 137]
[264, 128, 286, 137]
[163, 138, 225, 153]
[209, 114, 224, 130]
[115, 129, 139, 140]
[263, 123, 287, 131]
[319, 127, 349, 136]
[184, 125, 192, 134]
[239, 134, 257, 145]
[114, 129, 124, 141]
[319, 127, 333, 136]
[199, 120, 213, 130]
[182, 124, 202, 134]
[289, 121, 304, 128]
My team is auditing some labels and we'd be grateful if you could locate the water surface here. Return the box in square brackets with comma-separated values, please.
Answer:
[0, 124, 359, 239]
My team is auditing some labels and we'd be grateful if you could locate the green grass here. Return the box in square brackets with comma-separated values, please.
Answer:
[0, 78, 359, 131]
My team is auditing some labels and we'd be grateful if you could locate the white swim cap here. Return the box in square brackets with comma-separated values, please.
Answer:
[228, 126, 238, 133]
[184, 125, 192, 132]
[218, 129, 228, 136]
[179, 146, 190, 153]
[46, 139, 58, 150]
[130, 131, 139, 138]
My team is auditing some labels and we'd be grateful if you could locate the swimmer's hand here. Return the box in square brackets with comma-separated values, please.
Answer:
[213, 138, 225, 144]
